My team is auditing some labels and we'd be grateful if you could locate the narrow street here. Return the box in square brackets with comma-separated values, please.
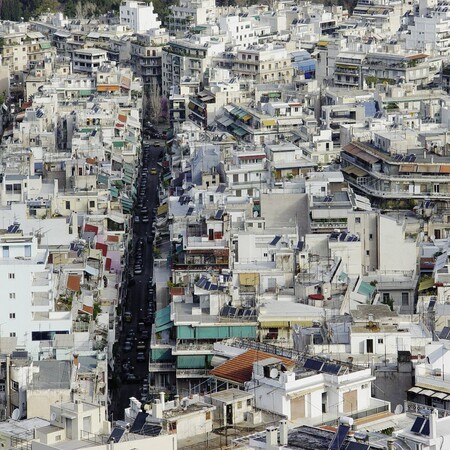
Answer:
[110, 142, 161, 420]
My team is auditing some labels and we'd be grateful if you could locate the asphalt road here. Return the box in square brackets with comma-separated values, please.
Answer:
[110, 143, 161, 421]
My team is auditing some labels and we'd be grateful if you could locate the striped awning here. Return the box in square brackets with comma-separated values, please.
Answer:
[259, 321, 290, 328]
[408, 386, 423, 394]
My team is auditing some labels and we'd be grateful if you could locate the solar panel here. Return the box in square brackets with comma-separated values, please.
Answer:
[141, 424, 162, 436]
[339, 233, 347, 241]
[303, 358, 323, 371]
[424, 200, 431, 209]
[428, 299, 436, 310]
[216, 184, 226, 193]
[330, 424, 350, 450]
[322, 363, 341, 375]
[186, 207, 194, 216]
[210, 283, 218, 290]
[411, 155, 416, 162]
[270, 235, 281, 246]
[345, 442, 369, 450]
[440, 327, 450, 340]
[411, 416, 426, 433]
[228, 307, 237, 317]
[130, 411, 148, 433]
[221, 306, 231, 317]
[205, 281, 211, 290]
[108, 427, 125, 443]
[215, 209, 224, 220]
[421, 419, 430, 436]
[243, 309, 252, 318]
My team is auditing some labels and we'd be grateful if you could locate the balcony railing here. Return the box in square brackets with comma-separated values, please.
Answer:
[406, 400, 450, 418]
[149, 363, 176, 372]
[176, 368, 210, 378]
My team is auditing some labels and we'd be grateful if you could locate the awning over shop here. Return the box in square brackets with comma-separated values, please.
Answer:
[262, 118, 276, 126]
[420, 389, 435, 397]
[84, 265, 99, 277]
[408, 387, 423, 394]
[432, 392, 447, 399]
[109, 187, 119, 198]
[98, 174, 109, 186]
[112, 141, 125, 148]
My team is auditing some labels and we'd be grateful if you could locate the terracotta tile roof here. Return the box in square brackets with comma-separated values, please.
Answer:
[210, 349, 294, 384]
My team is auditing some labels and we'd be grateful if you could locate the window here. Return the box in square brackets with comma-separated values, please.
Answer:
[8, 273, 14, 279]
[366, 250, 370, 256]
[3, 246, 9, 258]
[65, 201, 70, 210]
[0, 384, 5, 392]
[9, 293, 15, 299]
[11, 381, 18, 391]
[89, 200, 95, 208]
[10, 333, 16, 338]
[402, 292, 409, 306]
[369, 233, 373, 240]
[378, 338, 384, 344]
[237, 401, 242, 409]
[247, 399, 252, 406]
[9, 313, 15, 319]
[205, 411, 211, 420]
[355, 217, 361, 224]
[383, 293, 390, 302]
[24, 246, 31, 257]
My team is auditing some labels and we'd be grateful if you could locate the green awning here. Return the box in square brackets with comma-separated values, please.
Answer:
[39, 42, 52, 49]
[98, 174, 109, 186]
[120, 197, 133, 207]
[110, 187, 119, 198]
[79, 90, 94, 97]
[177, 355, 206, 368]
[151, 348, 173, 362]
[234, 127, 248, 137]
[156, 305, 171, 330]
[122, 175, 132, 184]
[112, 141, 124, 148]
[79, 128, 94, 133]
[163, 172, 172, 181]
[155, 321, 174, 333]
[358, 281, 376, 298]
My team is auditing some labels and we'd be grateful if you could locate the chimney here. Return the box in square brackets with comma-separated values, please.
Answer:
[160, 391, 165, 409]
[387, 439, 395, 450]
[174, 395, 180, 408]
[279, 420, 288, 446]
[266, 427, 278, 447]
[73, 353, 79, 368]
[429, 409, 438, 439]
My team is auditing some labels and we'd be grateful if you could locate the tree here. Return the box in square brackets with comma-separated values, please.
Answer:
[75, 0, 96, 18]
[160, 96, 169, 123]
[147, 79, 162, 124]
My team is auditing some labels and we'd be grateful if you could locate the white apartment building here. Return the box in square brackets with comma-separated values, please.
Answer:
[218, 15, 259, 49]
[168, 0, 216, 35]
[72, 49, 108, 74]
[120, 1, 162, 33]
[0, 230, 71, 358]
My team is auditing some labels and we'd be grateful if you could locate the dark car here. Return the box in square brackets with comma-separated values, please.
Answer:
[136, 340, 146, 351]
[137, 321, 145, 332]
[136, 352, 146, 362]
[142, 215, 149, 223]
[140, 330, 150, 339]
[122, 341, 133, 352]
[124, 374, 140, 383]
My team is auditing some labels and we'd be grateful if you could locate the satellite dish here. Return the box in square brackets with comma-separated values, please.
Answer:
[50, 412, 57, 421]
[11, 409, 20, 420]
[270, 368, 279, 379]
[394, 404, 403, 415]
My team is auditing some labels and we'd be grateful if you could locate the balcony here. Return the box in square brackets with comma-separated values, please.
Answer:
[185, 236, 228, 249]
[406, 400, 450, 418]
[176, 368, 210, 378]
[148, 362, 176, 372]
[173, 342, 214, 355]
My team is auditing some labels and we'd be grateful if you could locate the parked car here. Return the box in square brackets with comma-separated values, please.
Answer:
[124, 312, 133, 322]
[136, 352, 146, 362]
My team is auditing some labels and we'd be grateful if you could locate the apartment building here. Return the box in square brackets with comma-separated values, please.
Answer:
[167, 0, 216, 35]
[0, 229, 71, 358]
[72, 49, 108, 74]
[120, 0, 162, 33]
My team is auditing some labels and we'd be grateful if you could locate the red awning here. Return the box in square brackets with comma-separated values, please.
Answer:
[95, 242, 108, 257]
[308, 294, 324, 300]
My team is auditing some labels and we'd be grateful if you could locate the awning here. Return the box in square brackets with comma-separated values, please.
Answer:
[39, 42, 52, 49]
[399, 164, 417, 173]
[110, 187, 119, 198]
[239, 273, 260, 286]
[408, 387, 423, 394]
[155, 305, 172, 332]
[97, 85, 120, 92]
[108, 214, 125, 224]
[418, 278, 435, 291]
[84, 265, 99, 277]
[157, 203, 168, 215]
[233, 127, 248, 137]
[259, 321, 290, 328]
[432, 392, 447, 399]
[262, 119, 276, 126]
[112, 141, 125, 148]
[420, 389, 435, 397]
[308, 294, 324, 300]
[342, 166, 368, 177]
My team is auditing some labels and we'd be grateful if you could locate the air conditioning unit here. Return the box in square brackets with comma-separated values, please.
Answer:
[433, 368, 442, 377]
